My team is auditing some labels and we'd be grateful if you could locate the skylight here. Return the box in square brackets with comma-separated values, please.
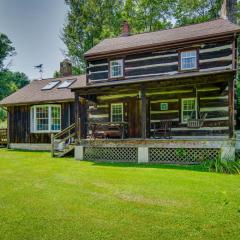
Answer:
[42, 81, 60, 90]
[57, 79, 75, 89]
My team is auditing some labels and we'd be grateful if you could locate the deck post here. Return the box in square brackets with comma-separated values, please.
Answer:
[138, 147, 149, 163]
[51, 134, 54, 157]
[228, 78, 234, 138]
[75, 146, 84, 160]
[80, 98, 87, 139]
[75, 91, 80, 142]
[141, 85, 147, 139]
[7, 108, 10, 149]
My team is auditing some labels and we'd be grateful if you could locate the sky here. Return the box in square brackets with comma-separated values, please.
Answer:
[0, 0, 68, 80]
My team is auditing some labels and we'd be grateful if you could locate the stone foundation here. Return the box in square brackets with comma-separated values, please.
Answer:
[9, 143, 51, 151]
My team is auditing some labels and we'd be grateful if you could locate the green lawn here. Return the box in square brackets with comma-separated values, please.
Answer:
[0, 149, 240, 240]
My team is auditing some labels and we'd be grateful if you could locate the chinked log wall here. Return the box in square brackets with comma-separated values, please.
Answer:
[8, 102, 75, 144]
[88, 85, 230, 137]
[87, 40, 233, 82]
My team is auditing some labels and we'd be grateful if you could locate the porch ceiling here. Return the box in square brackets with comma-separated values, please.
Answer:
[72, 69, 234, 97]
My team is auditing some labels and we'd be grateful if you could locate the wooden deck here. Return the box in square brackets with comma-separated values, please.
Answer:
[0, 128, 7, 146]
[78, 136, 233, 148]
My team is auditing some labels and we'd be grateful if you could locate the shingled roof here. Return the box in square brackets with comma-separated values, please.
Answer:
[85, 18, 240, 58]
[0, 75, 86, 106]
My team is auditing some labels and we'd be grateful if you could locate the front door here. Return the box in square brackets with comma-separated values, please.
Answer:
[128, 99, 141, 138]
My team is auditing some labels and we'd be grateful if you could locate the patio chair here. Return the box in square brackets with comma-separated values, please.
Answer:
[152, 120, 172, 139]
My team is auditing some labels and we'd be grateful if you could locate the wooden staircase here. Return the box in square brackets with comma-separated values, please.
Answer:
[51, 123, 76, 157]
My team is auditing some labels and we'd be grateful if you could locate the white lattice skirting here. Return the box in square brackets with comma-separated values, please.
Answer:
[84, 147, 138, 162]
[149, 148, 220, 164]
[80, 146, 222, 164]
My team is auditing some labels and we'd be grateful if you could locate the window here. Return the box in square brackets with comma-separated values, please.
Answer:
[110, 59, 123, 78]
[111, 103, 123, 122]
[180, 50, 197, 70]
[181, 98, 197, 124]
[42, 81, 60, 90]
[30, 105, 61, 133]
[57, 79, 75, 89]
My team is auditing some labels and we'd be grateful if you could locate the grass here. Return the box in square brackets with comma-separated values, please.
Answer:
[0, 149, 240, 240]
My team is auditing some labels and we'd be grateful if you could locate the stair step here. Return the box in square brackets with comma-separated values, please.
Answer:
[54, 145, 75, 157]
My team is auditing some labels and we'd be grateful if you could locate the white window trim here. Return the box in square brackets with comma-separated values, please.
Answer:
[110, 103, 124, 122]
[109, 59, 124, 78]
[180, 50, 197, 71]
[30, 104, 61, 133]
[181, 98, 198, 124]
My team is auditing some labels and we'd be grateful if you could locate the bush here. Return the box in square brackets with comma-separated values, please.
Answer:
[203, 157, 240, 174]
[0, 107, 6, 121]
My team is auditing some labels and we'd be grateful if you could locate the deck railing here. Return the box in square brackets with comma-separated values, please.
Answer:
[0, 128, 7, 146]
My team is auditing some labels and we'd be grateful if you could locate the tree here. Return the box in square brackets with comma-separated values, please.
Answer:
[62, 0, 124, 73]
[122, 0, 173, 33]
[62, 0, 174, 72]
[0, 33, 29, 122]
[0, 70, 29, 101]
[172, 0, 222, 26]
[0, 33, 16, 70]
[0, 70, 29, 121]
[53, 70, 60, 78]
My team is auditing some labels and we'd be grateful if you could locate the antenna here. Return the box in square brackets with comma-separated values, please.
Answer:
[34, 64, 43, 80]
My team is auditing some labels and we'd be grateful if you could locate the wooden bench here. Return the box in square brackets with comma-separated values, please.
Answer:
[89, 122, 128, 139]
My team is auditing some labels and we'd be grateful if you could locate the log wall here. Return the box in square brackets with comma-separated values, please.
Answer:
[87, 84, 230, 137]
[87, 40, 233, 82]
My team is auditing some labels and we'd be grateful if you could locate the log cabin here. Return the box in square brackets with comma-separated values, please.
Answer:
[71, 17, 240, 163]
[0, 3, 240, 163]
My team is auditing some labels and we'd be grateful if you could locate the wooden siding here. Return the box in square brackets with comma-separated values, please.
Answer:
[87, 40, 233, 82]
[8, 102, 75, 144]
[87, 82, 230, 137]
[149, 88, 229, 136]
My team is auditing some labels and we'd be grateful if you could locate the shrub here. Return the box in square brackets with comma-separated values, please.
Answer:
[0, 107, 6, 121]
[203, 157, 240, 174]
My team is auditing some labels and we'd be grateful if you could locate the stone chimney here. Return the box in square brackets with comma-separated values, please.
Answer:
[121, 21, 130, 37]
[60, 59, 72, 77]
[220, 0, 237, 24]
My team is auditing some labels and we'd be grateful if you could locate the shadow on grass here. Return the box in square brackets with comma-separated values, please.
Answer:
[2, 148, 50, 153]
[1, 148, 209, 173]
[88, 160, 208, 173]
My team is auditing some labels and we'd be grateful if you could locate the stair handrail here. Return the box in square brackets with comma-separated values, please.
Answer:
[54, 123, 75, 139]
[51, 123, 76, 157]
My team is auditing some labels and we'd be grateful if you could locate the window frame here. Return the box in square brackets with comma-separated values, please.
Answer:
[179, 49, 198, 71]
[109, 59, 124, 79]
[181, 98, 198, 124]
[30, 104, 61, 133]
[110, 103, 124, 123]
